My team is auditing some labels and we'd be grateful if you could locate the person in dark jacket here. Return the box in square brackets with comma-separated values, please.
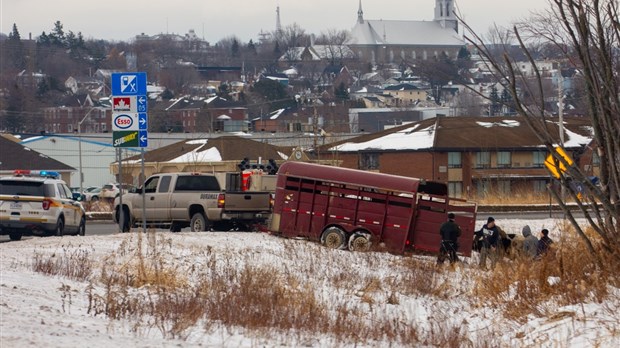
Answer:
[536, 229, 554, 259]
[437, 213, 462, 264]
[474, 217, 501, 269]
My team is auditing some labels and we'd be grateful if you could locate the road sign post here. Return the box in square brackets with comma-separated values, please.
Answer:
[112, 72, 148, 233]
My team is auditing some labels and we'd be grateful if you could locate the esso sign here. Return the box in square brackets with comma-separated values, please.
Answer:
[113, 114, 134, 129]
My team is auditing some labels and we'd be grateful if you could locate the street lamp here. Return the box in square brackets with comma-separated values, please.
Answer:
[78, 107, 96, 197]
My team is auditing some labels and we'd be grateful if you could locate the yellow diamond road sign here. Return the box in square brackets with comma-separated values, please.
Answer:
[544, 147, 574, 179]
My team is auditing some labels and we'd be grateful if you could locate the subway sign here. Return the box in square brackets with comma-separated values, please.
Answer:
[113, 131, 139, 147]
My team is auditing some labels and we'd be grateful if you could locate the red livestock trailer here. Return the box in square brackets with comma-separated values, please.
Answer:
[270, 162, 477, 255]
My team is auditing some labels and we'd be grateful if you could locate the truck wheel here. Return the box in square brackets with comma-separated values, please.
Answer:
[190, 213, 210, 232]
[321, 227, 346, 250]
[170, 222, 182, 233]
[9, 232, 21, 241]
[348, 232, 371, 252]
[116, 208, 131, 233]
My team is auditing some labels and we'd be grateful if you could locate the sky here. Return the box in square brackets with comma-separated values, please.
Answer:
[1, 0, 550, 44]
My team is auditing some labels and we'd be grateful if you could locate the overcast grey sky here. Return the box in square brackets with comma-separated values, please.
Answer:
[1, 0, 550, 43]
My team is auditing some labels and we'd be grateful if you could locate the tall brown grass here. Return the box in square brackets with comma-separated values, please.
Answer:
[471, 226, 620, 322]
[30, 229, 619, 345]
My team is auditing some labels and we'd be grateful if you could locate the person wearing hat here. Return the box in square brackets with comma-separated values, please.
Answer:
[437, 212, 462, 264]
[474, 217, 501, 269]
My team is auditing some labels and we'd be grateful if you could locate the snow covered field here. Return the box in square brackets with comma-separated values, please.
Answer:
[1, 218, 619, 347]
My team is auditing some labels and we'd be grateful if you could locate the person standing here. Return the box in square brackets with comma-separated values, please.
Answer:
[437, 213, 462, 264]
[474, 217, 500, 269]
[536, 229, 554, 258]
[521, 225, 539, 259]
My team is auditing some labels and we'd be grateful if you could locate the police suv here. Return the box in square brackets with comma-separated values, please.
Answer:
[0, 170, 86, 241]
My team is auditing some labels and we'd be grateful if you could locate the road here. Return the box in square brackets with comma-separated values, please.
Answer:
[1, 210, 579, 243]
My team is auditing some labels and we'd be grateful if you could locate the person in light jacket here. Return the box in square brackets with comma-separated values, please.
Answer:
[521, 225, 539, 259]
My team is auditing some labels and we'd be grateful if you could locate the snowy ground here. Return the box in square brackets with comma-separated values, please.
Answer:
[1, 218, 619, 347]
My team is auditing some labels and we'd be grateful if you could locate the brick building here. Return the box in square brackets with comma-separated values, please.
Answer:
[319, 116, 595, 198]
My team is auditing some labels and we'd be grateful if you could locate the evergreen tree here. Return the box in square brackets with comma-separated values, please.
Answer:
[489, 86, 500, 116]
[231, 38, 239, 57]
[6, 23, 25, 70]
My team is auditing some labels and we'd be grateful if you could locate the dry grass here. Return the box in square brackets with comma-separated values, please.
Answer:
[29, 229, 620, 345]
[471, 225, 620, 322]
[32, 245, 94, 281]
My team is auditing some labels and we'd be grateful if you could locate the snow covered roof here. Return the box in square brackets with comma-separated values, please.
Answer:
[325, 117, 594, 152]
[349, 20, 464, 46]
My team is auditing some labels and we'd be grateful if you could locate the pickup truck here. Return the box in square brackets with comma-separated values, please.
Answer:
[113, 172, 273, 232]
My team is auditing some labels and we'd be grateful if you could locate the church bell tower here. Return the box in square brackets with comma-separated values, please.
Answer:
[434, 0, 458, 32]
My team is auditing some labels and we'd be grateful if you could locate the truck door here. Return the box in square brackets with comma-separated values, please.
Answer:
[143, 176, 171, 221]
[134, 176, 158, 221]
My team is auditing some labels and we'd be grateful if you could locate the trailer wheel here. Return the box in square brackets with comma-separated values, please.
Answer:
[348, 232, 371, 252]
[190, 213, 211, 232]
[321, 227, 346, 250]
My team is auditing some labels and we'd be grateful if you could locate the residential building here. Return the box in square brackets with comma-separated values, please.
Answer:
[320, 116, 594, 198]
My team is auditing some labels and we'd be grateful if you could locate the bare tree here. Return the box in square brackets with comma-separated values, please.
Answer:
[463, 0, 620, 263]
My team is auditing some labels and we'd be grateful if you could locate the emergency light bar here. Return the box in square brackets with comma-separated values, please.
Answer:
[13, 170, 61, 179]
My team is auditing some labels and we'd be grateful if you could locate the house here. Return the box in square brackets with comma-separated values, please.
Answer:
[17, 134, 140, 188]
[0, 135, 75, 183]
[348, 1, 464, 65]
[383, 83, 428, 106]
[112, 136, 293, 182]
[42, 105, 110, 134]
[320, 116, 594, 198]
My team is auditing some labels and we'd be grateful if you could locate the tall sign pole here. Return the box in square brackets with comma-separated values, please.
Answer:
[111, 72, 149, 233]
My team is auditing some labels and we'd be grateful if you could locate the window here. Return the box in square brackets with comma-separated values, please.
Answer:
[475, 152, 490, 168]
[498, 180, 511, 194]
[144, 177, 160, 193]
[533, 151, 546, 168]
[533, 180, 547, 193]
[448, 182, 462, 198]
[476, 180, 491, 197]
[497, 151, 511, 168]
[174, 175, 221, 191]
[448, 152, 461, 168]
[158, 176, 172, 193]
[360, 153, 380, 170]
[592, 152, 600, 166]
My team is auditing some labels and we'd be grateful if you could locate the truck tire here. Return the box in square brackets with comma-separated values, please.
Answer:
[348, 232, 371, 252]
[190, 212, 210, 232]
[321, 227, 346, 250]
[9, 232, 22, 241]
[170, 222, 182, 233]
[116, 208, 131, 233]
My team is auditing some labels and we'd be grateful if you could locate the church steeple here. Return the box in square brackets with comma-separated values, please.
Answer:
[434, 0, 458, 32]
[357, 0, 364, 24]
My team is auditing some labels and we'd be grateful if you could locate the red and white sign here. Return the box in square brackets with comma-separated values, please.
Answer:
[112, 96, 137, 112]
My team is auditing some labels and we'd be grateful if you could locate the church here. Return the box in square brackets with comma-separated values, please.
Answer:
[348, 0, 465, 65]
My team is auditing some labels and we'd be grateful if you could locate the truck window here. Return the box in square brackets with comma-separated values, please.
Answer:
[174, 175, 220, 192]
[144, 177, 160, 194]
[158, 176, 172, 193]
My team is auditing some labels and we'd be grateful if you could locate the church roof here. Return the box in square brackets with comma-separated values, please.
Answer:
[349, 19, 464, 47]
